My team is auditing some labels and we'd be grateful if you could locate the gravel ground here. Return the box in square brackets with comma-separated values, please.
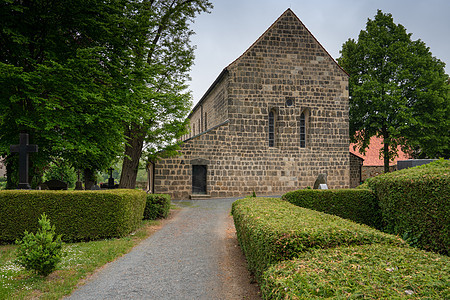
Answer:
[66, 198, 261, 300]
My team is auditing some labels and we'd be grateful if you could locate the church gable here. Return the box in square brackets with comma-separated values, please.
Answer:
[153, 9, 350, 199]
[228, 8, 346, 76]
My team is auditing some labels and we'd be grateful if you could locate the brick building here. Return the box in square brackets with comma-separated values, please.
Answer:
[150, 9, 351, 199]
[350, 136, 411, 181]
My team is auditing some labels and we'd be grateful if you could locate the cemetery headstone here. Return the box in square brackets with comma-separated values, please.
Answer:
[43, 179, 68, 190]
[9, 133, 38, 189]
[91, 182, 100, 190]
[75, 169, 83, 190]
[107, 167, 115, 189]
[313, 173, 327, 189]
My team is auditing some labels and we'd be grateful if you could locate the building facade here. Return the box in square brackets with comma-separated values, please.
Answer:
[150, 9, 350, 199]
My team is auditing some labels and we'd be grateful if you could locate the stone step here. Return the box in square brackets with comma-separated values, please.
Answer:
[189, 194, 211, 200]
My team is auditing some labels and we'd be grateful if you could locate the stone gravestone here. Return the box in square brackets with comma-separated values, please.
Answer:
[10, 133, 38, 189]
[43, 179, 68, 190]
[313, 173, 327, 189]
[107, 167, 115, 189]
[75, 170, 83, 190]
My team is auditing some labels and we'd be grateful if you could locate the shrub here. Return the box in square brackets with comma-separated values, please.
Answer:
[143, 194, 171, 220]
[261, 244, 450, 299]
[282, 189, 381, 228]
[366, 159, 449, 255]
[15, 213, 64, 277]
[231, 197, 404, 280]
[0, 189, 146, 242]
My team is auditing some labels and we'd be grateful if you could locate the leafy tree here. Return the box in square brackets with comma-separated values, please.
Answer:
[338, 10, 449, 172]
[0, 0, 134, 188]
[118, 0, 213, 188]
[1, 0, 212, 189]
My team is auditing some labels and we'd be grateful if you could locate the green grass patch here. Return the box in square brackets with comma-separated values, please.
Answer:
[261, 244, 450, 299]
[0, 219, 159, 299]
[231, 197, 405, 281]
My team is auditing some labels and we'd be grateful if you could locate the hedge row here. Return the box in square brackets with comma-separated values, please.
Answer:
[261, 244, 450, 299]
[144, 194, 171, 220]
[282, 189, 381, 229]
[231, 197, 404, 281]
[0, 189, 146, 242]
[366, 159, 449, 255]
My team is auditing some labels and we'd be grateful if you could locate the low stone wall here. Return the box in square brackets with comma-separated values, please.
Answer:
[362, 165, 396, 182]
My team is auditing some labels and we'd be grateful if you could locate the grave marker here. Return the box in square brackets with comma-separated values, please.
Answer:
[10, 133, 38, 189]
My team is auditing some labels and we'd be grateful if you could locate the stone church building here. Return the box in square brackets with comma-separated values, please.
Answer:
[149, 9, 352, 199]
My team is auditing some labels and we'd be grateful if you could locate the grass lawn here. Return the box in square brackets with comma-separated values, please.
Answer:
[0, 219, 161, 299]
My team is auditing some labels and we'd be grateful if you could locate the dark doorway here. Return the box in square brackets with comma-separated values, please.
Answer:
[192, 165, 207, 194]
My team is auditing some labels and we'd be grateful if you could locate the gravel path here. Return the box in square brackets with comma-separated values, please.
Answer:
[66, 198, 260, 300]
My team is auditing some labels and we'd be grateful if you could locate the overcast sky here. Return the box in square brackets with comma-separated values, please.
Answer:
[187, 0, 450, 106]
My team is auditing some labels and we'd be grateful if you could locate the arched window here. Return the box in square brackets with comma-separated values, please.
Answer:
[300, 112, 306, 148]
[268, 110, 275, 147]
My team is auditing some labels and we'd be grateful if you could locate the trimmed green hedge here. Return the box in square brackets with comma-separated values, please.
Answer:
[366, 159, 449, 255]
[282, 189, 381, 229]
[144, 194, 171, 220]
[231, 197, 405, 280]
[0, 189, 146, 243]
[261, 244, 450, 299]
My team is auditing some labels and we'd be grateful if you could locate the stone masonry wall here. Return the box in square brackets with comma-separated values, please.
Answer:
[350, 153, 363, 188]
[154, 9, 350, 199]
[224, 10, 350, 189]
[185, 73, 229, 140]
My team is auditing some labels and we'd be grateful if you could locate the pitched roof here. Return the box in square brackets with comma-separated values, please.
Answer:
[189, 8, 348, 118]
[227, 8, 348, 75]
[349, 136, 411, 166]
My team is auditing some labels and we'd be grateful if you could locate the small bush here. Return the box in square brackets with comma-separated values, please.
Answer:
[282, 189, 381, 228]
[15, 213, 64, 277]
[367, 159, 449, 254]
[0, 189, 146, 242]
[143, 194, 171, 220]
[231, 197, 404, 280]
[261, 244, 450, 299]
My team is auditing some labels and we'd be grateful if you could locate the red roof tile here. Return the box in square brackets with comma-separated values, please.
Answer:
[349, 136, 411, 166]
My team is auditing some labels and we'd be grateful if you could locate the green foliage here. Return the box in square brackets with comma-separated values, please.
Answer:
[0, 190, 146, 242]
[231, 197, 405, 281]
[338, 10, 449, 170]
[261, 244, 450, 299]
[282, 189, 381, 228]
[15, 213, 64, 277]
[43, 159, 77, 188]
[366, 159, 449, 254]
[143, 194, 171, 220]
[120, 0, 213, 188]
[0, 0, 130, 181]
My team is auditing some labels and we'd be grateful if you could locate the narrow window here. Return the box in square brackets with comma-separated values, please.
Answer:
[269, 110, 275, 147]
[300, 112, 306, 148]
[204, 112, 208, 131]
[193, 124, 195, 136]
[198, 119, 201, 133]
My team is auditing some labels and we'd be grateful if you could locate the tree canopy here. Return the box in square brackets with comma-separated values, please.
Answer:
[0, 0, 212, 188]
[338, 10, 449, 172]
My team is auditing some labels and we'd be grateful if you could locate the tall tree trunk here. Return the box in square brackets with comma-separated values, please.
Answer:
[382, 128, 390, 173]
[119, 124, 145, 189]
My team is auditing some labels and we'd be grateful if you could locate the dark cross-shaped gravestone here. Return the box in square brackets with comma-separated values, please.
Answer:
[10, 133, 38, 189]
[107, 167, 115, 189]
[75, 169, 83, 190]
